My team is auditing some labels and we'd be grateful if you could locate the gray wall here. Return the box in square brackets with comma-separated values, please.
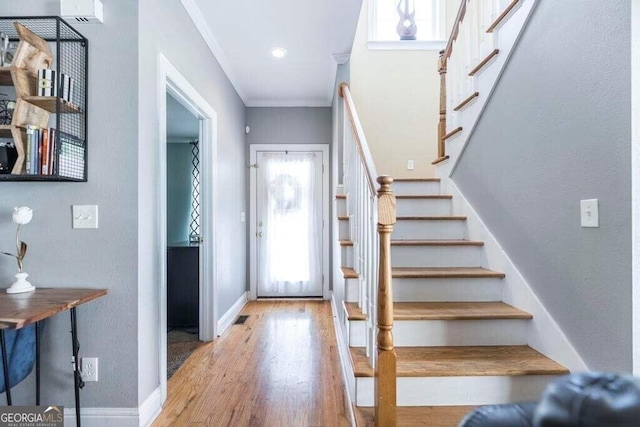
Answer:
[0, 0, 139, 407]
[246, 107, 332, 145]
[167, 144, 192, 244]
[452, 0, 631, 371]
[138, 0, 247, 404]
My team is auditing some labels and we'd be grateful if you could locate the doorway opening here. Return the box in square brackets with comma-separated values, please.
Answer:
[165, 93, 202, 378]
[158, 53, 218, 402]
[249, 144, 329, 300]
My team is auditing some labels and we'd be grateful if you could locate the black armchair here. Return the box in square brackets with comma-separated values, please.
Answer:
[459, 372, 640, 427]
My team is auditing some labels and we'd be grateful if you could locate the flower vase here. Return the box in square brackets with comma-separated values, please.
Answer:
[6, 271, 35, 294]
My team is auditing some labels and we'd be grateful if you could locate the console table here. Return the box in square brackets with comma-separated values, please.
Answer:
[0, 288, 107, 427]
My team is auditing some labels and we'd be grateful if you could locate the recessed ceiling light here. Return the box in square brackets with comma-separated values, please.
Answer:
[271, 47, 288, 59]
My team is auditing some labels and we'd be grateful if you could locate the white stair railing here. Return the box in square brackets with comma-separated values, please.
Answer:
[340, 83, 397, 426]
[434, 0, 522, 164]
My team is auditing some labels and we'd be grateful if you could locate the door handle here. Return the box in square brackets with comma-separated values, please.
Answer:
[257, 232, 263, 238]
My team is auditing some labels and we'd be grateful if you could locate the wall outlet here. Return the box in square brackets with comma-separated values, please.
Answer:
[407, 160, 414, 170]
[82, 357, 99, 382]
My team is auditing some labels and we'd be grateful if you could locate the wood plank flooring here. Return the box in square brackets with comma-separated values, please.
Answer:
[153, 301, 352, 427]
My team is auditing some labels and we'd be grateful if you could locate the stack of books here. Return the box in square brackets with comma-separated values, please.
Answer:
[25, 125, 57, 175]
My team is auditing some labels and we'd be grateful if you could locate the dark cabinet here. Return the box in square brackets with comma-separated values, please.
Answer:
[167, 243, 199, 328]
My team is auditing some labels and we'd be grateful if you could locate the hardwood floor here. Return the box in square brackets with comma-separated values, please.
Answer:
[153, 301, 352, 427]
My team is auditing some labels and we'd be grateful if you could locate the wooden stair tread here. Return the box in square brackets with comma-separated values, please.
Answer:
[341, 267, 358, 279]
[443, 127, 463, 140]
[396, 195, 452, 200]
[345, 301, 530, 321]
[394, 178, 440, 182]
[393, 302, 532, 320]
[396, 215, 466, 221]
[338, 215, 349, 221]
[339, 240, 354, 247]
[345, 302, 367, 320]
[356, 406, 475, 427]
[336, 194, 346, 199]
[350, 346, 569, 378]
[469, 49, 500, 76]
[392, 267, 505, 279]
[431, 155, 449, 165]
[391, 239, 483, 246]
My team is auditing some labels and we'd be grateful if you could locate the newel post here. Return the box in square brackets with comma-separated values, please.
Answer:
[437, 49, 447, 161]
[375, 175, 397, 427]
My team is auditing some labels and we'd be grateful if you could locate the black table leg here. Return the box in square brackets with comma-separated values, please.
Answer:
[70, 308, 84, 427]
[0, 329, 11, 405]
[35, 321, 40, 405]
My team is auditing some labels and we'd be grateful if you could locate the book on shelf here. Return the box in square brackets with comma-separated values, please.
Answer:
[23, 126, 63, 176]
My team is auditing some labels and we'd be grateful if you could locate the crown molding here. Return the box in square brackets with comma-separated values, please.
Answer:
[180, 0, 248, 103]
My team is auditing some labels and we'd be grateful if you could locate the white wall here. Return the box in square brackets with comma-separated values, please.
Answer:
[349, 0, 459, 178]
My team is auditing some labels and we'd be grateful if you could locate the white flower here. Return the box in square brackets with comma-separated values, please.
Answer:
[12, 207, 33, 225]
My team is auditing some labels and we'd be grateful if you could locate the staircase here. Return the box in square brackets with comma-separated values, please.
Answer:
[336, 178, 568, 425]
[332, 1, 576, 425]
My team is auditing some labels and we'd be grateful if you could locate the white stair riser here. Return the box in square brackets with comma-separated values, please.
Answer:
[393, 278, 502, 302]
[348, 318, 527, 347]
[391, 245, 485, 267]
[396, 198, 452, 216]
[348, 320, 366, 347]
[345, 278, 359, 303]
[355, 375, 562, 406]
[393, 319, 528, 346]
[394, 220, 466, 240]
[394, 181, 441, 196]
[336, 198, 347, 216]
[341, 245, 353, 268]
[338, 220, 349, 240]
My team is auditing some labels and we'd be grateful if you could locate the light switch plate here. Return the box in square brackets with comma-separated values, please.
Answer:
[580, 199, 599, 228]
[73, 205, 99, 229]
[407, 160, 414, 170]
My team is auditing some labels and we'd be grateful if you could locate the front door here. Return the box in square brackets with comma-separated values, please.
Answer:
[255, 150, 323, 297]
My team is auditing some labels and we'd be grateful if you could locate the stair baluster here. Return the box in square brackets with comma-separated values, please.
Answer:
[340, 83, 397, 426]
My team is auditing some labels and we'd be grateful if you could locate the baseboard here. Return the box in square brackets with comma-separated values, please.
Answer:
[63, 407, 139, 427]
[217, 292, 249, 336]
[441, 177, 588, 372]
[139, 387, 163, 426]
[330, 291, 357, 427]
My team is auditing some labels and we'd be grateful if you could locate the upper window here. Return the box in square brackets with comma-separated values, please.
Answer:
[368, 0, 446, 50]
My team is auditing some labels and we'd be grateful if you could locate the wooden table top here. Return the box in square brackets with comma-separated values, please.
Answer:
[0, 288, 107, 329]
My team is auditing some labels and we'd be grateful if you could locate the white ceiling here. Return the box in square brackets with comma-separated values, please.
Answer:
[183, 0, 363, 107]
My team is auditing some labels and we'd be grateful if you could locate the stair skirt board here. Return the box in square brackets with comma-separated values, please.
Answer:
[354, 375, 560, 407]
[347, 319, 527, 347]
[392, 277, 502, 302]
[393, 180, 441, 196]
[396, 198, 452, 216]
[394, 219, 467, 240]
[391, 245, 485, 268]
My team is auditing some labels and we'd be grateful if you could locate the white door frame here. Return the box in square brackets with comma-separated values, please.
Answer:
[158, 53, 218, 401]
[249, 144, 330, 300]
